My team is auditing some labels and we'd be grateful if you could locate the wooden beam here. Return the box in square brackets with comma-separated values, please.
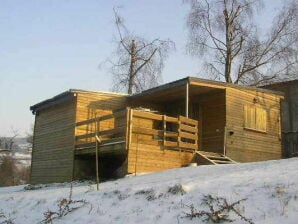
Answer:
[133, 110, 163, 121]
[75, 126, 126, 140]
[186, 81, 189, 118]
[76, 109, 126, 127]
[95, 119, 100, 191]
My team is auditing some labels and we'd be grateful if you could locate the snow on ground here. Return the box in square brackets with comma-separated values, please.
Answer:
[0, 158, 297, 224]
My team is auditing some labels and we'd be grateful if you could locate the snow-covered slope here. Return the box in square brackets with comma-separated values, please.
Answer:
[0, 158, 297, 224]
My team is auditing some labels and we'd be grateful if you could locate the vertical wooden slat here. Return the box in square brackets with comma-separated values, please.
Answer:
[178, 116, 181, 149]
[128, 109, 133, 150]
[186, 82, 189, 118]
[125, 107, 131, 151]
[163, 115, 166, 149]
[195, 121, 199, 152]
[95, 118, 100, 191]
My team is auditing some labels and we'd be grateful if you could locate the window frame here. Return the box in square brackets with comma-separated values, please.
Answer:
[243, 105, 267, 133]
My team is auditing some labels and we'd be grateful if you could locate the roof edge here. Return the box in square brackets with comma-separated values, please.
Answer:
[189, 77, 285, 96]
[129, 76, 284, 99]
[30, 89, 128, 114]
[30, 90, 74, 114]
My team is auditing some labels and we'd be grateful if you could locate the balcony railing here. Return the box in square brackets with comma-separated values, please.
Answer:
[75, 108, 199, 152]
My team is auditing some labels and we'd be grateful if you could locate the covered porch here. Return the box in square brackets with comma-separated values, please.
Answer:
[128, 77, 227, 154]
[73, 77, 237, 181]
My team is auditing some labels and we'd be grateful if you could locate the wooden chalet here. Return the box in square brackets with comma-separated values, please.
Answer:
[30, 77, 284, 184]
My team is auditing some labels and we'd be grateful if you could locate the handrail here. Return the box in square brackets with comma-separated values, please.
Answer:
[131, 110, 198, 151]
[74, 108, 199, 152]
[75, 109, 127, 148]
[76, 109, 126, 127]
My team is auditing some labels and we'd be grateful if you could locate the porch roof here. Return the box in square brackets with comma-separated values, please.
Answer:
[128, 77, 284, 103]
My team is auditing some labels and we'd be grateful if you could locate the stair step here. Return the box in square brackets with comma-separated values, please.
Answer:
[205, 155, 229, 160]
[196, 150, 237, 165]
[197, 151, 223, 156]
[212, 159, 235, 164]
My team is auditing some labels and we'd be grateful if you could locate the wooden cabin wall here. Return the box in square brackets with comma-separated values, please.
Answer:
[127, 143, 195, 174]
[194, 91, 226, 153]
[30, 98, 76, 184]
[225, 88, 282, 162]
[75, 92, 127, 143]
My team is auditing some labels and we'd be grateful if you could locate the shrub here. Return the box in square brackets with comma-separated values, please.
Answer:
[41, 185, 87, 224]
[184, 194, 254, 224]
[0, 155, 31, 186]
[0, 155, 18, 186]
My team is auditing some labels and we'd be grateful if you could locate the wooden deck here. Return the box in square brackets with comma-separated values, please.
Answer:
[74, 108, 199, 155]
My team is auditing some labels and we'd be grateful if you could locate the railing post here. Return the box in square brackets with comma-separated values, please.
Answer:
[163, 115, 166, 150]
[128, 108, 133, 150]
[125, 107, 130, 151]
[178, 116, 181, 149]
[186, 81, 189, 118]
[95, 118, 100, 191]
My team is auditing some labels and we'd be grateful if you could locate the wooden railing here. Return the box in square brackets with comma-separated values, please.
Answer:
[74, 108, 199, 152]
[131, 110, 198, 151]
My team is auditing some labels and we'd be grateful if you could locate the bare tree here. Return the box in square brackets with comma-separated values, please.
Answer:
[107, 9, 175, 94]
[185, 0, 298, 86]
[0, 128, 19, 150]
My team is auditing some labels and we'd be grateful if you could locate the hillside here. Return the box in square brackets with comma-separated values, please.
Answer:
[0, 158, 297, 224]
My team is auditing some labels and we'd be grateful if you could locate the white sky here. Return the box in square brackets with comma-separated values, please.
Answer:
[0, 0, 283, 136]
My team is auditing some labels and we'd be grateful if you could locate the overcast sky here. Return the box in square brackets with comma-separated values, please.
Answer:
[0, 0, 283, 137]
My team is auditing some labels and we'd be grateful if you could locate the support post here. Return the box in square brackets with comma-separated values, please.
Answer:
[186, 81, 189, 118]
[95, 119, 100, 191]
[223, 126, 227, 156]
[163, 115, 166, 150]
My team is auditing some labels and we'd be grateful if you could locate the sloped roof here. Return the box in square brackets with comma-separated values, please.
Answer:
[30, 89, 127, 113]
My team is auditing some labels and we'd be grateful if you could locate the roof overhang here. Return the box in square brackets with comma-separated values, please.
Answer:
[30, 90, 76, 114]
[30, 89, 128, 114]
[128, 77, 284, 103]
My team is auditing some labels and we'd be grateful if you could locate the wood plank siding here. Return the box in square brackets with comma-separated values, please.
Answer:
[75, 91, 127, 144]
[225, 88, 282, 162]
[195, 91, 226, 153]
[31, 91, 127, 184]
[30, 77, 284, 184]
[30, 97, 76, 184]
[127, 142, 195, 174]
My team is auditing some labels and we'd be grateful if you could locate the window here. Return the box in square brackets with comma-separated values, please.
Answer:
[244, 105, 267, 132]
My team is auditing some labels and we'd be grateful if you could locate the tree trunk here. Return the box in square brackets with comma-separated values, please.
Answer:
[224, 9, 233, 83]
[128, 39, 136, 94]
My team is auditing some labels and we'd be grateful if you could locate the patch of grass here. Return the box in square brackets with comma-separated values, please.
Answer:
[0, 210, 14, 224]
[183, 194, 254, 224]
[270, 183, 296, 216]
[135, 188, 157, 201]
[40, 184, 88, 224]
[168, 184, 186, 195]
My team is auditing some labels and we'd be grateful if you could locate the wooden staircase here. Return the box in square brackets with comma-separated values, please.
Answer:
[196, 151, 237, 165]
